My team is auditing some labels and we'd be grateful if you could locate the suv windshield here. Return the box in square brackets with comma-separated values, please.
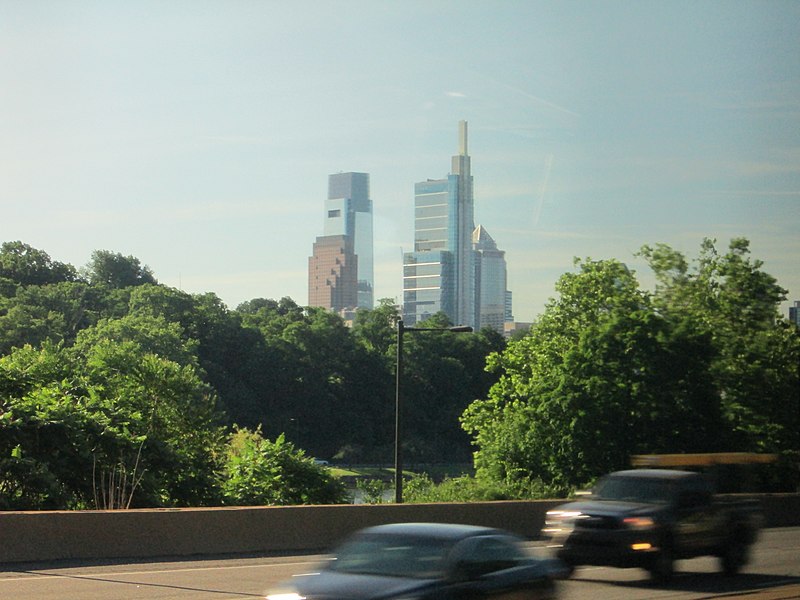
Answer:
[593, 476, 675, 504]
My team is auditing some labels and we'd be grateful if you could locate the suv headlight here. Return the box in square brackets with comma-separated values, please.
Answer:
[623, 517, 655, 529]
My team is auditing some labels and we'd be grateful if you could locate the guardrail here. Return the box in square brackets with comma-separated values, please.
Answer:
[1, 494, 798, 564]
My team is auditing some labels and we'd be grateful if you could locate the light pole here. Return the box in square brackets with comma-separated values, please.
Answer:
[394, 319, 473, 503]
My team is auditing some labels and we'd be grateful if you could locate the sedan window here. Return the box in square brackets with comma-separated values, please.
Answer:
[455, 536, 528, 578]
[328, 534, 451, 579]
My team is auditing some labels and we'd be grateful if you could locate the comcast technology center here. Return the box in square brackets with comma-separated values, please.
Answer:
[403, 121, 475, 328]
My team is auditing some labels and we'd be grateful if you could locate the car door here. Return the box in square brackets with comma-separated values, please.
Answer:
[673, 476, 726, 555]
[448, 536, 554, 600]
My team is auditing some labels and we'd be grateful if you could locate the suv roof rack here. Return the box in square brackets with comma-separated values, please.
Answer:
[631, 453, 777, 467]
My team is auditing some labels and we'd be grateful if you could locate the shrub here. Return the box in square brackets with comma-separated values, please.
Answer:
[403, 473, 571, 503]
[221, 428, 348, 506]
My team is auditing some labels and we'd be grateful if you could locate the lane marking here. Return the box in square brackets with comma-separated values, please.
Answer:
[0, 558, 322, 584]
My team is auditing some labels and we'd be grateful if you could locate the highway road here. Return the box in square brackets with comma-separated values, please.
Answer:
[0, 527, 797, 600]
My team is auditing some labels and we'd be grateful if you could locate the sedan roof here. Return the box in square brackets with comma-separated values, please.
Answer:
[354, 522, 508, 541]
[610, 469, 700, 480]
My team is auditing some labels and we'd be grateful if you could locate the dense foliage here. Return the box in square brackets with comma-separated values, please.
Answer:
[403, 473, 569, 503]
[2, 238, 796, 508]
[0, 242, 502, 509]
[463, 239, 800, 491]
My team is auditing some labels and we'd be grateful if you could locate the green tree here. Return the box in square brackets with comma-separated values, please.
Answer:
[235, 300, 395, 462]
[465, 240, 799, 490]
[73, 312, 200, 369]
[278, 306, 389, 459]
[0, 241, 78, 287]
[0, 382, 104, 509]
[220, 428, 347, 505]
[355, 478, 390, 504]
[1, 324, 223, 508]
[237, 296, 307, 340]
[0, 342, 129, 509]
[126, 287, 273, 435]
[84, 250, 157, 288]
[463, 257, 724, 488]
[400, 313, 505, 464]
[352, 299, 400, 358]
[75, 329, 223, 506]
[0, 282, 108, 355]
[128, 284, 198, 325]
[640, 238, 800, 465]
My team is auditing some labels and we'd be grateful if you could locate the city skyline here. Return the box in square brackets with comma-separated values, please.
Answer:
[2, 2, 799, 322]
[403, 120, 513, 331]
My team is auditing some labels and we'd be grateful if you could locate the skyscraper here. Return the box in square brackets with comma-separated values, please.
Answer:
[308, 172, 374, 312]
[308, 235, 358, 311]
[403, 121, 476, 327]
[790, 300, 800, 328]
[473, 224, 509, 334]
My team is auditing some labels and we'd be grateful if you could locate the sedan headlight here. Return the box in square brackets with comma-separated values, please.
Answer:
[545, 510, 583, 523]
[543, 510, 584, 535]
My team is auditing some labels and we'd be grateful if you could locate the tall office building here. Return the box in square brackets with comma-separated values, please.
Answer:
[473, 225, 509, 334]
[790, 300, 800, 328]
[308, 172, 374, 312]
[308, 235, 358, 311]
[403, 121, 476, 327]
[505, 291, 514, 323]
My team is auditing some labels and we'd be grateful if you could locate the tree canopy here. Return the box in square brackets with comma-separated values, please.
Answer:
[463, 239, 799, 491]
[84, 250, 157, 288]
[0, 241, 77, 286]
[1, 243, 501, 509]
[1, 238, 796, 509]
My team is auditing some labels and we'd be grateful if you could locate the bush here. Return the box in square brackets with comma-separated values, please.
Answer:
[220, 428, 349, 506]
[403, 473, 571, 503]
[356, 478, 389, 504]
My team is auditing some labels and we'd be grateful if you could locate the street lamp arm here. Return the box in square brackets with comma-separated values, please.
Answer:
[402, 326, 474, 333]
[394, 319, 473, 504]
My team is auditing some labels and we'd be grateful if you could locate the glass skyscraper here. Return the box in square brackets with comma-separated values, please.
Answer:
[309, 172, 374, 312]
[403, 121, 476, 327]
[473, 225, 509, 334]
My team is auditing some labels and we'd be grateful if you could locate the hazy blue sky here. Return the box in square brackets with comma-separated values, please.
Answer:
[2, 1, 798, 322]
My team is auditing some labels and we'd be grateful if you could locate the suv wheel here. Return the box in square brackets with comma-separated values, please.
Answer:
[721, 539, 748, 576]
[648, 546, 674, 583]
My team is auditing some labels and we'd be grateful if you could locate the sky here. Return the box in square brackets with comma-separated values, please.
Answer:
[2, 1, 799, 323]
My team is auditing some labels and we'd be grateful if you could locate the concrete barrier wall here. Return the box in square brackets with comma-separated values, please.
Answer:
[757, 493, 800, 528]
[1, 495, 798, 565]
